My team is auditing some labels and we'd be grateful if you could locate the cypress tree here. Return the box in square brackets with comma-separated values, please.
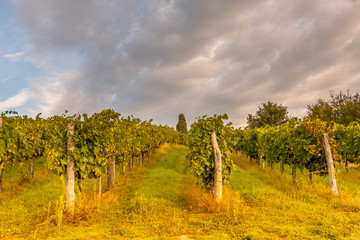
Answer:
[176, 114, 187, 133]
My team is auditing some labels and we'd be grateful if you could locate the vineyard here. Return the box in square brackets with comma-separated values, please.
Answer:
[234, 119, 360, 192]
[0, 111, 359, 239]
[0, 110, 182, 211]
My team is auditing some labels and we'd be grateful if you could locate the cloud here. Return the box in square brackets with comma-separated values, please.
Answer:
[11, 0, 360, 127]
[3, 51, 25, 62]
[30, 71, 86, 116]
[0, 88, 32, 111]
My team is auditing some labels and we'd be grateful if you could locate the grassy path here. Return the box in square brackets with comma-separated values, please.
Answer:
[109, 145, 190, 238]
[45, 144, 193, 240]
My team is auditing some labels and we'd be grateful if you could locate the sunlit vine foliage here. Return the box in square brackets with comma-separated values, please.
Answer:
[186, 114, 235, 190]
[236, 119, 340, 176]
[0, 109, 180, 187]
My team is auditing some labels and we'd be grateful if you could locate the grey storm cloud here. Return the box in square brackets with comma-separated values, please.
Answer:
[12, 0, 360, 126]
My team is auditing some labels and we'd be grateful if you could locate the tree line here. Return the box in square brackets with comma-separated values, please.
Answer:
[247, 90, 360, 128]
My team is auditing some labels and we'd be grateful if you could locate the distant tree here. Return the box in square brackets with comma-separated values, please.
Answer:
[307, 90, 360, 125]
[307, 99, 333, 122]
[176, 114, 188, 133]
[247, 101, 289, 128]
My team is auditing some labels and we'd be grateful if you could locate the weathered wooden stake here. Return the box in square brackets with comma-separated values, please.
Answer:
[345, 157, 349, 174]
[132, 155, 134, 169]
[323, 133, 338, 195]
[129, 156, 133, 171]
[122, 162, 126, 175]
[211, 131, 222, 202]
[139, 153, 143, 167]
[280, 161, 284, 175]
[66, 123, 75, 213]
[309, 172, 313, 184]
[78, 178, 84, 193]
[144, 152, 147, 161]
[29, 157, 34, 179]
[107, 157, 115, 190]
[98, 175, 102, 196]
[262, 156, 266, 170]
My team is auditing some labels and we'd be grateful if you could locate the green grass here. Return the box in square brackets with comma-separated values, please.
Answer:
[0, 158, 63, 239]
[228, 153, 360, 239]
[0, 146, 359, 239]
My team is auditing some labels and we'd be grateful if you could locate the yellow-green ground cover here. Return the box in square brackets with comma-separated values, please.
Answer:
[0, 144, 359, 239]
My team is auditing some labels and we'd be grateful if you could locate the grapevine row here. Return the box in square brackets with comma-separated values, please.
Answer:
[234, 119, 360, 184]
[0, 110, 181, 199]
[186, 115, 360, 199]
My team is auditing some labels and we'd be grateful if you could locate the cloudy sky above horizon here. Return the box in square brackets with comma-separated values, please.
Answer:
[1, 0, 360, 127]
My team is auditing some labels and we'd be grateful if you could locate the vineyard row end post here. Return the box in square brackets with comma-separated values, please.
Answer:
[323, 133, 338, 195]
[211, 131, 222, 202]
[66, 123, 75, 213]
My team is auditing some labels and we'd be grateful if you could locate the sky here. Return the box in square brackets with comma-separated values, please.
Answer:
[0, 0, 360, 127]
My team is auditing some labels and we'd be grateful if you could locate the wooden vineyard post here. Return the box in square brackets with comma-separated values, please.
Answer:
[309, 172, 313, 184]
[29, 157, 34, 179]
[0, 117, 3, 192]
[66, 123, 75, 213]
[262, 156, 266, 170]
[107, 157, 115, 190]
[78, 177, 84, 193]
[122, 156, 126, 175]
[345, 157, 349, 174]
[211, 131, 222, 202]
[323, 133, 338, 195]
[98, 176, 102, 196]
[129, 155, 133, 171]
[139, 153, 143, 167]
